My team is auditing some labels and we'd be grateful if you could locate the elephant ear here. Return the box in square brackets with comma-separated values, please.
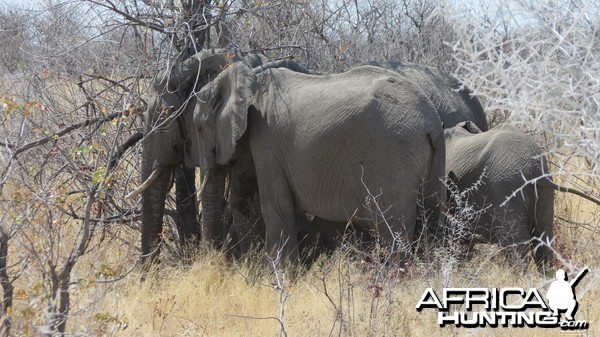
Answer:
[461, 121, 482, 134]
[196, 62, 257, 165]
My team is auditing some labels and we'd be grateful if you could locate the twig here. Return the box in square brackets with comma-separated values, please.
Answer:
[10, 111, 122, 158]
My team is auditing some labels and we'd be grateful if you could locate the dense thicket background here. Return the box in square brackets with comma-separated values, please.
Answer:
[0, 0, 598, 335]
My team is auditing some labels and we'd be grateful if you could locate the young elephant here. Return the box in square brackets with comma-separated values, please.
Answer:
[444, 122, 600, 272]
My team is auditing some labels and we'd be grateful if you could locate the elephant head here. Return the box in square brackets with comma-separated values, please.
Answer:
[186, 60, 312, 166]
[443, 120, 482, 143]
[185, 62, 258, 169]
[134, 49, 262, 267]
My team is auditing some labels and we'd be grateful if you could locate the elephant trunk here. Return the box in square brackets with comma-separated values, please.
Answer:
[140, 157, 173, 269]
[200, 166, 227, 248]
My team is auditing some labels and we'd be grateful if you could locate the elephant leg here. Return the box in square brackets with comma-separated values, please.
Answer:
[531, 188, 555, 275]
[200, 166, 227, 248]
[174, 166, 201, 253]
[259, 176, 299, 265]
[415, 178, 443, 253]
[297, 216, 337, 265]
[372, 192, 418, 264]
[229, 198, 261, 256]
[495, 207, 532, 272]
[226, 150, 263, 256]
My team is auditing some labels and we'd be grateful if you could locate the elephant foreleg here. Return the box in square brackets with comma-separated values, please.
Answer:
[201, 166, 227, 248]
[226, 149, 264, 257]
[260, 177, 299, 265]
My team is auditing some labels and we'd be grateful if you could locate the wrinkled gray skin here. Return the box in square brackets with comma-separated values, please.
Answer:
[187, 61, 446, 263]
[444, 122, 600, 272]
[367, 61, 488, 131]
[141, 49, 271, 266]
[224, 139, 340, 259]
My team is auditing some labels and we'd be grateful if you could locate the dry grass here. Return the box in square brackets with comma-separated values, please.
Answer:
[1, 141, 597, 336]
[53, 190, 597, 337]
[1, 161, 598, 336]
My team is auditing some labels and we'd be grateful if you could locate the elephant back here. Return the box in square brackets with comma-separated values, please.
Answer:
[447, 126, 546, 186]
[367, 60, 488, 131]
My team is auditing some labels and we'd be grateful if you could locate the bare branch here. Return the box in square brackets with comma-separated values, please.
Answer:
[10, 111, 122, 158]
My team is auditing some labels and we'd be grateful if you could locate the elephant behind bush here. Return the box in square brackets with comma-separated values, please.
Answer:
[444, 122, 600, 273]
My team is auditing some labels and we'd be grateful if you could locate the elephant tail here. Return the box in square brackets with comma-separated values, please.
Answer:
[538, 180, 600, 206]
[420, 130, 446, 240]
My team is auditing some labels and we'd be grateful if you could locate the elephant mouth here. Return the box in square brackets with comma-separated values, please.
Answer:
[125, 166, 165, 200]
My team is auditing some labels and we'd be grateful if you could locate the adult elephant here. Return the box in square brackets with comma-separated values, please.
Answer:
[444, 122, 600, 272]
[184, 61, 446, 263]
[367, 61, 488, 131]
[130, 49, 275, 267]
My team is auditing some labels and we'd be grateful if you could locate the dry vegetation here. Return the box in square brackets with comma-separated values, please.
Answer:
[0, 0, 598, 335]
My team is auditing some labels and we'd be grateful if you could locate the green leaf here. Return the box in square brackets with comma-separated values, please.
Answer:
[92, 167, 107, 185]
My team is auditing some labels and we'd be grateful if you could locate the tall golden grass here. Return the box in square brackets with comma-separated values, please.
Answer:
[63, 191, 599, 337]
[2, 155, 597, 336]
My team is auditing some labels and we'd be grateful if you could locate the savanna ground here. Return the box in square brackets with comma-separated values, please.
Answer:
[78, 189, 600, 337]
[0, 0, 599, 335]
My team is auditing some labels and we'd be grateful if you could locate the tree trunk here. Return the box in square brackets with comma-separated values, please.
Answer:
[0, 229, 12, 337]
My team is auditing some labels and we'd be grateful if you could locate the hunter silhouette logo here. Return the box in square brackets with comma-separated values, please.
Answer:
[546, 268, 587, 321]
[415, 268, 590, 330]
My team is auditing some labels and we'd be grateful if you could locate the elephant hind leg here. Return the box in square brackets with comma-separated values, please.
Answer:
[532, 238, 553, 275]
[531, 188, 555, 275]
[493, 208, 533, 273]
[371, 192, 419, 266]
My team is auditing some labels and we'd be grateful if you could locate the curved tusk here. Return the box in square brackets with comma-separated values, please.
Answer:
[197, 168, 211, 200]
[125, 167, 164, 200]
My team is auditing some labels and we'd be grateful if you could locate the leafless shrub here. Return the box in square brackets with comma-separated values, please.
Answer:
[450, 0, 600, 175]
[442, 173, 489, 256]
